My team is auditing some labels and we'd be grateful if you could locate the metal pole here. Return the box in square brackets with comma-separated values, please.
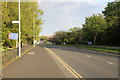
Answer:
[18, 0, 21, 57]
[33, 12, 35, 47]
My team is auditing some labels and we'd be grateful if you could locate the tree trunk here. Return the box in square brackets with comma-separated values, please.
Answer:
[94, 33, 97, 45]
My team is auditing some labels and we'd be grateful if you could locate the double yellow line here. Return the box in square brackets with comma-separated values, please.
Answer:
[44, 46, 84, 80]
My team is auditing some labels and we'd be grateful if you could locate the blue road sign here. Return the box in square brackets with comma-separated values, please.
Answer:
[9, 33, 18, 40]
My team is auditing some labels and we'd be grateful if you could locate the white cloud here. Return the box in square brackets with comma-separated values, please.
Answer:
[39, 0, 97, 2]
[39, 1, 110, 36]
[39, 0, 114, 2]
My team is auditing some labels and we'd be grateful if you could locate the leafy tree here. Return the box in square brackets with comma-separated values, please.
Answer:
[52, 31, 66, 44]
[82, 14, 107, 45]
[2, 2, 18, 48]
[1, 2, 43, 48]
[68, 27, 82, 44]
[51, 27, 82, 44]
[102, 1, 120, 46]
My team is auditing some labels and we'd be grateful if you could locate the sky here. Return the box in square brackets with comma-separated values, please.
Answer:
[38, 0, 114, 36]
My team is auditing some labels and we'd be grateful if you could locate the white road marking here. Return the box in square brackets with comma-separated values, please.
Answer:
[107, 61, 113, 64]
[86, 55, 91, 57]
[27, 52, 35, 55]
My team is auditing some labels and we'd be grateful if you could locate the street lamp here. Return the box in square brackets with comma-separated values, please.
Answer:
[33, 12, 35, 47]
[18, 0, 21, 57]
[12, 0, 21, 57]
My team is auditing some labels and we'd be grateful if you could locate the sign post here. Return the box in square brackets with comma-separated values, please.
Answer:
[8, 33, 18, 48]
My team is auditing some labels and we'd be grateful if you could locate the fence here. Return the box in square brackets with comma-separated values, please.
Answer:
[1, 45, 33, 64]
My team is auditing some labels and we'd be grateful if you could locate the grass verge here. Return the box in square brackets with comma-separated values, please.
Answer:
[50, 44, 120, 54]
[77, 46, 119, 54]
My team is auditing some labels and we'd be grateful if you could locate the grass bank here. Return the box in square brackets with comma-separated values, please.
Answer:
[51, 44, 120, 54]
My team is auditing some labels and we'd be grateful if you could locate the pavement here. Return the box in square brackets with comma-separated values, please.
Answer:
[2, 45, 74, 78]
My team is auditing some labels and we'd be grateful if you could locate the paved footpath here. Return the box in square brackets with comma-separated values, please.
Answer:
[2, 45, 72, 78]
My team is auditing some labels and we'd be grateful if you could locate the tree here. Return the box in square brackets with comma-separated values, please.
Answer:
[68, 27, 82, 44]
[52, 31, 66, 44]
[102, 1, 120, 46]
[2, 2, 18, 48]
[51, 27, 82, 44]
[2, 2, 43, 48]
[82, 14, 107, 45]
[21, 2, 43, 45]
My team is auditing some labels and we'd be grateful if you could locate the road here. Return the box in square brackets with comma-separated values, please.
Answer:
[2, 44, 119, 79]
[45, 45, 119, 78]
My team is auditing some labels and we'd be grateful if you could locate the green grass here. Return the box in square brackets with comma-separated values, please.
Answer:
[77, 46, 119, 54]
[58, 44, 74, 47]
[50, 44, 119, 54]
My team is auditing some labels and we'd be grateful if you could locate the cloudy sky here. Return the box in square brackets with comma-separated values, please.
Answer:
[38, 0, 114, 36]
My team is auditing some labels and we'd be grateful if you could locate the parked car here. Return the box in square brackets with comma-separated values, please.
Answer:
[86, 41, 93, 45]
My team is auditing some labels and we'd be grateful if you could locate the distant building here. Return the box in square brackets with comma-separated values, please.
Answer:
[40, 35, 54, 43]
[46, 35, 53, 40]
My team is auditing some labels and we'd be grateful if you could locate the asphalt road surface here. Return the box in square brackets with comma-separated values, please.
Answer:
[2, 44, 119, 79]
[45, 45, 119, 78]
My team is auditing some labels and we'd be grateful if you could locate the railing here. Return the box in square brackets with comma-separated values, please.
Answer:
[82, 45, 120, 51]
[88, 45, 120, 51]
[1, 45, 33, 64]
[80, 45, 120, 54]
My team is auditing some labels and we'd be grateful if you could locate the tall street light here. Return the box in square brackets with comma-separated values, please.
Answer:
[12, 0, 21, 57]
[18, 0, 21, 57]
[33, 12, 35, 47]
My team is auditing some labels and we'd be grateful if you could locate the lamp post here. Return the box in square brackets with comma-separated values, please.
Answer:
[12, 0, 21, 57]
[18, 0, 21, 57]
[33, 12, 35, 47]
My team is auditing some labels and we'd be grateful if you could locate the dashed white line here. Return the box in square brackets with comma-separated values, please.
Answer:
[107, 61, 113, 64]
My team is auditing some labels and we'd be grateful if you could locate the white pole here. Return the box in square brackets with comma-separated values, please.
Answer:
[33, 12, 35, 47]
[18, 0, 21, 57]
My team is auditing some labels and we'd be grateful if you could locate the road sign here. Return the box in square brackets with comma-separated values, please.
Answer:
[8, 33, 18, 40]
